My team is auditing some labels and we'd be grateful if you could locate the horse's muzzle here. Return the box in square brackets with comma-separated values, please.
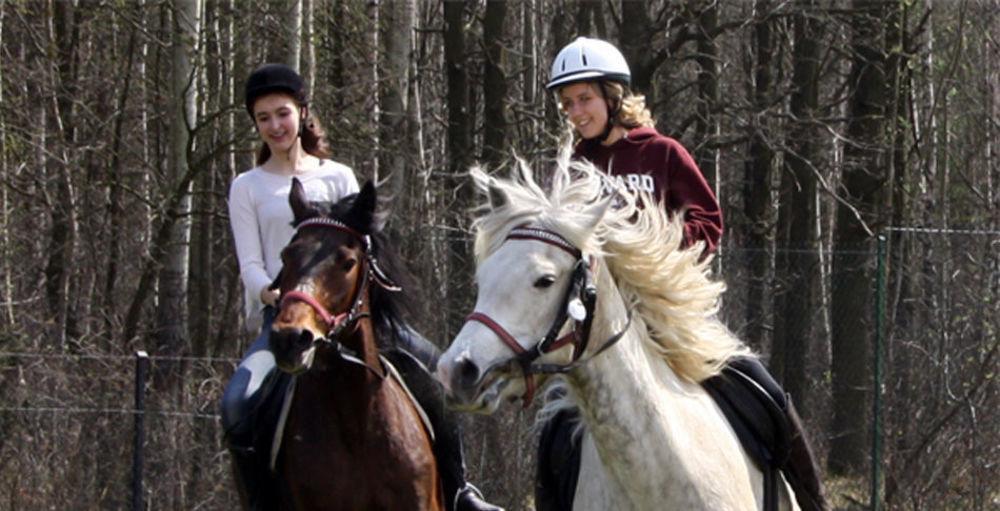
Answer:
[270, 326, 317, 373]
[439, 354, 514, 413]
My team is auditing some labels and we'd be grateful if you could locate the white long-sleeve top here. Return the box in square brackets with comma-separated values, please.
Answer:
[228, 160, 359, 325]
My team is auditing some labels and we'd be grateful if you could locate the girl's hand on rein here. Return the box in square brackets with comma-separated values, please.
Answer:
[261, 287, 280, 307]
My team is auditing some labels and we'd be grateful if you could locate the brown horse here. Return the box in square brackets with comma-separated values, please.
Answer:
[268, 178, 443, 511]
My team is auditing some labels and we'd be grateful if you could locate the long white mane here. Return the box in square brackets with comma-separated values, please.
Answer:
[470, 144, 750, 383]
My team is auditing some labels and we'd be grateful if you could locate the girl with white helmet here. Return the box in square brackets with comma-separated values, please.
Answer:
[547, 36, 723, 253]
[538, 38, 828, 511]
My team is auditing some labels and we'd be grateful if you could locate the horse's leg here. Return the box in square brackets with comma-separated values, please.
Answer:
[384, 346, 504, 511]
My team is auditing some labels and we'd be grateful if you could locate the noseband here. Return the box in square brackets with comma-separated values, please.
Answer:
[465, 226, 631, 407]
[278, 216, 401, 376]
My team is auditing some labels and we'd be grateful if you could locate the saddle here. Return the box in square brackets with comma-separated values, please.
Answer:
[536, 357, 828, 511]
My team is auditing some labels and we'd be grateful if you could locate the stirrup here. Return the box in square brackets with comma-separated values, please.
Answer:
[454, 483, 482, 511]
[454, 483, 505, 511]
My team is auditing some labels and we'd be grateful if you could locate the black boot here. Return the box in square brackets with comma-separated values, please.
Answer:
[385, 346, 505, 511]
[535, 402, 583, 511]
[222, 366, 290, 511]
[454, 483, 505, 511]
[784, 400, 830, 511]
[227, 444, 279, 511]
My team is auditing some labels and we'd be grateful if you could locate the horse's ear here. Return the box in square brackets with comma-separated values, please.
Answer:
[289, 178, 315, 224]
[487, 182, 508, 209]
[471, 166, 507, 209]
[348, 180, 378, 232]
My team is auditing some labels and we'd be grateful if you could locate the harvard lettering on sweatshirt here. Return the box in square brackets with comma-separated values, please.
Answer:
[574, 126, 723, 254]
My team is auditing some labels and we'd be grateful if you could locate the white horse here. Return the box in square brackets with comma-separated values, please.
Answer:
[435, 150, 800, 510]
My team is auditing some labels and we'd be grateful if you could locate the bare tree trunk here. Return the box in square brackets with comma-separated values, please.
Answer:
[743, 0, 775, 354]
[368, 0, 381, 180]
[521, 0, 535, 121]
[0, 2, 11, 328]
[482, 0, 507, 167]
[286, 0, 302, 70]
[45, 0, 81, 348]
[545, 1, 571, 131]
[774, 1, 822, 409]
[380, 0, 413, 206]
[104, 6, 140, 345]
[693, 1, 719, 189]
[443, 0, 473, 336]
[619, 1, 654, 94]
[575, 0, 594, 36]
[829, 0, 889, 476]
[303, 0, 315, 88]
[214, 0, 241, 357]
[155, 0, 201, 356]
[190, 0, 217, 355]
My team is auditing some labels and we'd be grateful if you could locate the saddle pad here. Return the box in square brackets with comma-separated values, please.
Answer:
[702, 360, 792, 470]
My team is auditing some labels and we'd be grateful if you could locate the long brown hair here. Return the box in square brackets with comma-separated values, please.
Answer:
[254, 97, 332, 165]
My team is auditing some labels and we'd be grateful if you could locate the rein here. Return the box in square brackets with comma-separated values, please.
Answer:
[278, 216, 401, 378]
[465, 226, 631, 407]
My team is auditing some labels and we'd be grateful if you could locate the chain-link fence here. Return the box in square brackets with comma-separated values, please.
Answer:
[0, 228, 996, 510]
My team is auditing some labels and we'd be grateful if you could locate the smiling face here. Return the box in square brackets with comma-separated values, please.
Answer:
[558, 82, 610, 140]
[252, 92, 303, 155]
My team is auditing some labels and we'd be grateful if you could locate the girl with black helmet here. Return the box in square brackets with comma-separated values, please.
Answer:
[221, 63, 503, 511]
[537, 39, 828, 511]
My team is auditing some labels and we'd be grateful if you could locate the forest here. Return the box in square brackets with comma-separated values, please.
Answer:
[0, 0, 997, 509]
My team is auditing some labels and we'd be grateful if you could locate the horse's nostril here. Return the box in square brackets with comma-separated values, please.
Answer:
[456, 357, 481, 389]
[297, 329, 314, 348]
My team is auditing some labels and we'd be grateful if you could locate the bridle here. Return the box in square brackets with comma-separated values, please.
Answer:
[277, 216, 401, 377]
[464, 226, 631, 407]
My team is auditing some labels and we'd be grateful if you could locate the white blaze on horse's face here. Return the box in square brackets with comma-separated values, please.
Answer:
[438, 238, 579, 412]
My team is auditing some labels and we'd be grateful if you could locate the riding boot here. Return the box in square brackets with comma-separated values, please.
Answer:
[726, 357, 829, 511]
[385, 346, 505, 511]
[221, 348, 290, 511]
[227, 443, 279, 511]
[535, 400, 583, 511]
[784, 400, 830, 511]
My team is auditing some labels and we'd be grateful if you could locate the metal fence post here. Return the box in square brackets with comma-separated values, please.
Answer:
[871, 234, 886, 511]
[133, 351, 149, 511]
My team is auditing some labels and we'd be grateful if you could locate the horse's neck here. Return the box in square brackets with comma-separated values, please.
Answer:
[566, 265, 759, 509]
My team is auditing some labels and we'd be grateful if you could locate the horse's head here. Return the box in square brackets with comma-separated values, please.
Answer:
[437, 160, 622, 413]
[269, 179, 393, 374]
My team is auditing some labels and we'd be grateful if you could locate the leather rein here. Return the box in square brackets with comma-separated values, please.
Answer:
[278, 216, 401, 378]
[464, 226, 631, 408]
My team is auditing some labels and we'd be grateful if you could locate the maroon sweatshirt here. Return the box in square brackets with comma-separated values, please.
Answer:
[574, 127, 723, 254]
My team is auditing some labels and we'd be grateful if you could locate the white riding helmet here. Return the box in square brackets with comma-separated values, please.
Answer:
[546, 37, 631, 90]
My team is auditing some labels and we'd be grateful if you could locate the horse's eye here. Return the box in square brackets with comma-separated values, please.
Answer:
[340, 257, 357, 272]
[534, 275, 556, 289]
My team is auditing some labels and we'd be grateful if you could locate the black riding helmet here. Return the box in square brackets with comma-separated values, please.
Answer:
[244, 63, 307, 118]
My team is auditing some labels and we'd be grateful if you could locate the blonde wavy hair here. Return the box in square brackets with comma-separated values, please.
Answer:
[470, 142, 749, 383]
[601, 81, 655, 129]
